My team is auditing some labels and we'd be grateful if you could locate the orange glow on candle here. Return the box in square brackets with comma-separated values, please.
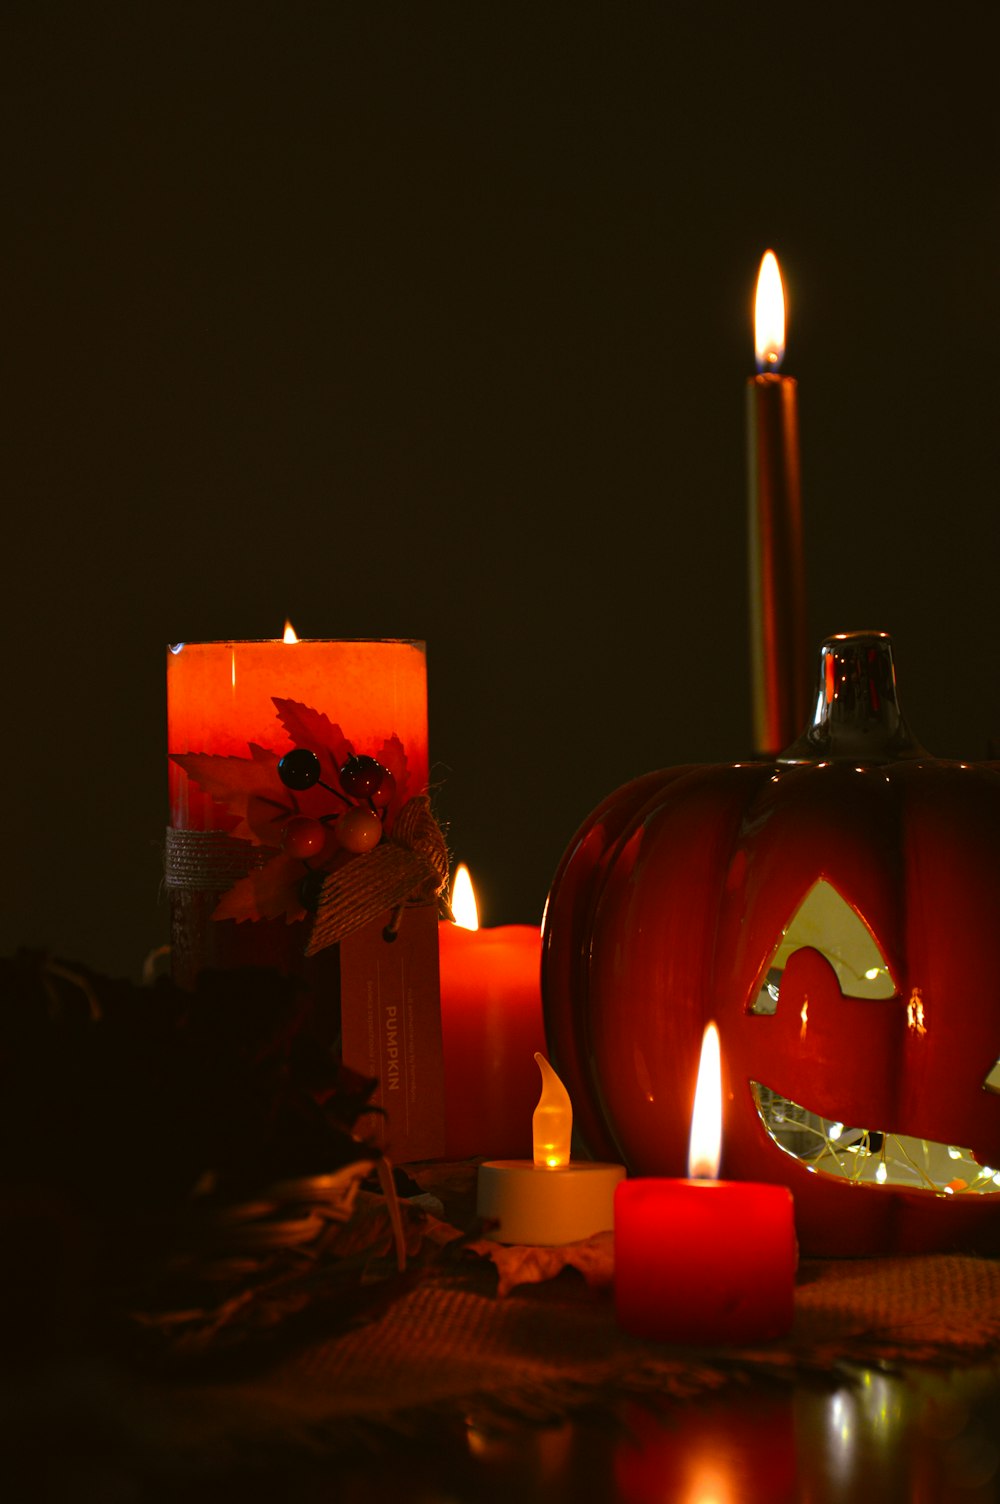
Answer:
[283, 620, 298, 643]
[167, 639, 428, 830]
[754, 250, 786, 371]
[687, 1022, 722, 1180]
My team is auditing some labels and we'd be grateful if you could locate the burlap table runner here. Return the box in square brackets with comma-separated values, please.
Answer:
[158, 1252, 1000, 1457]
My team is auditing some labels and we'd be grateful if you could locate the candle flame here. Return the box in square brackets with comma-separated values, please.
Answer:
[451, 864, 480, 930]
[688, 1022, 722, 1179]
[533, 1053, 572, 1169]
[283, 620, 298, 643]
[754, 250, 786, 371]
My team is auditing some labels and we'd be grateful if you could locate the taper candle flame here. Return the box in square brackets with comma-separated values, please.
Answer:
[451, 863, 480, 930]
[754, 250, 786, 371]
[533, 1053, 572, 1169]
[688, 1023, 722, 1179]
[282, 620, 298, 643]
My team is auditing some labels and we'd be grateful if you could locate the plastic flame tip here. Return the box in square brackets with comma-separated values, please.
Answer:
[451, 864, 479, 930]
[532, 1052, 572, 1169]
[688, 1023, 722, 1179]
[283, 620, 298, 643]
[754, 250, 786, 371]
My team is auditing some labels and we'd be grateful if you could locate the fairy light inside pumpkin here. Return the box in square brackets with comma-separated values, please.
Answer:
[752, 1082, 1000, 1196]
[533, 1053, 572, 1169]
[907, 993, 927, 1036]
[751, 880, 896, 1013]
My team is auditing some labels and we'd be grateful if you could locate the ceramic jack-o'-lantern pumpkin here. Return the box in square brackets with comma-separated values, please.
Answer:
[542, 632, 1000, 1254]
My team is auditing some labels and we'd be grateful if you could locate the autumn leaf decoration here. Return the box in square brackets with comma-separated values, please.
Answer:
[171, 698, 449, 951]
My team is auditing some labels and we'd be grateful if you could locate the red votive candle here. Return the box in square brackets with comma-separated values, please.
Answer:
[614, 1022, 796, 1345]
[613, 1178, 796, 1345]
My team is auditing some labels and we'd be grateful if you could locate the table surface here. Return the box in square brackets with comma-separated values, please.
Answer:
[10, 1318, 997, 1503]
[146, 1359, 998, 1497]
[7, 1148, 1000, 1503]
[304, 1361, 1000, 1504]
[269, 1363, 988, 1504]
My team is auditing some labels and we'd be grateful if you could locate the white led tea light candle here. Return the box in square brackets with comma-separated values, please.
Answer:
[476, 1053, 626, 1245]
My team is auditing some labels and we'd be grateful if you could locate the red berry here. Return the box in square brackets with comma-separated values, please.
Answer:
[281, 816, 327, 860]
[336, 806, 383, 853]
[278, 748, 321, 790]
[340, 754, 386, 798]
[371, 767, 397, 808]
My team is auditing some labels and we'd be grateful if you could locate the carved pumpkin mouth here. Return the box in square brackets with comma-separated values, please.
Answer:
[751, 1082, 1000, 1196]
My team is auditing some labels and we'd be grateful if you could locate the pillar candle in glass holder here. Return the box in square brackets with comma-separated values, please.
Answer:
[168, 632, 429, 833]
[166, 631, 444, 1162]
[614, 1023, 796, 1345]
[439, 866, 548, 1159]
[747, 249, 809, 756]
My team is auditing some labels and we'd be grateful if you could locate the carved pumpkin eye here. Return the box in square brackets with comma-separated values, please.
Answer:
[749, 880, 1000, 1195]
[751, 879, 896, 1015]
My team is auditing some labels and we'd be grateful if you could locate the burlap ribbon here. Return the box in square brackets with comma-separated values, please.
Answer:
[164, 828, 270, 890]
[305, 795, 450, 955]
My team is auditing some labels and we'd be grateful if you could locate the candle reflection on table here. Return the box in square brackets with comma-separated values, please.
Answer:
[612, 1365, 1000, 1504]
[615, 1395, 796, 1504]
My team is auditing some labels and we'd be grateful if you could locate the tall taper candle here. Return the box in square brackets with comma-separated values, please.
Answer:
[747, 250, 808, 755]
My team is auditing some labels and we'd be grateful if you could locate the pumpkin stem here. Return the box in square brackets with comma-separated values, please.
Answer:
[778, 631, 928, 765]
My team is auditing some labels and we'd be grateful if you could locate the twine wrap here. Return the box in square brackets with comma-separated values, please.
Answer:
[306, 795, 449, 956]
[165, 828, 271, 891]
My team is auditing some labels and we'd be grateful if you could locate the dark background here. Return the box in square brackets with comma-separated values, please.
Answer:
[4, 4, 998, 978]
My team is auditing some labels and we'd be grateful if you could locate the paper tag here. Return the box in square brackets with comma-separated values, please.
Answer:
[339, 905, 445, 1162]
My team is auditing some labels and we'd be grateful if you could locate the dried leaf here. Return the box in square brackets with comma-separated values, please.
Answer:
[212, 853, 308, 924]
[262, 1160, 377, 1226]
[170, 750, 278, 804]
[172, 746, 297, 845]
[324, 1191, 466, 1266]
[272, 698, 352, 787]
[469, 1231, 615, 1297]
[375, 734, 409, 824]
[242, 793, 296, 847]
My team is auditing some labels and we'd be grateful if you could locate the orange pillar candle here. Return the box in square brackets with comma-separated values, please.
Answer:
[439, 866, 548, 1160]
[168, 634, 429, 832]
[166, 633, 429, 989]
[166, 631, 445, 1162]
